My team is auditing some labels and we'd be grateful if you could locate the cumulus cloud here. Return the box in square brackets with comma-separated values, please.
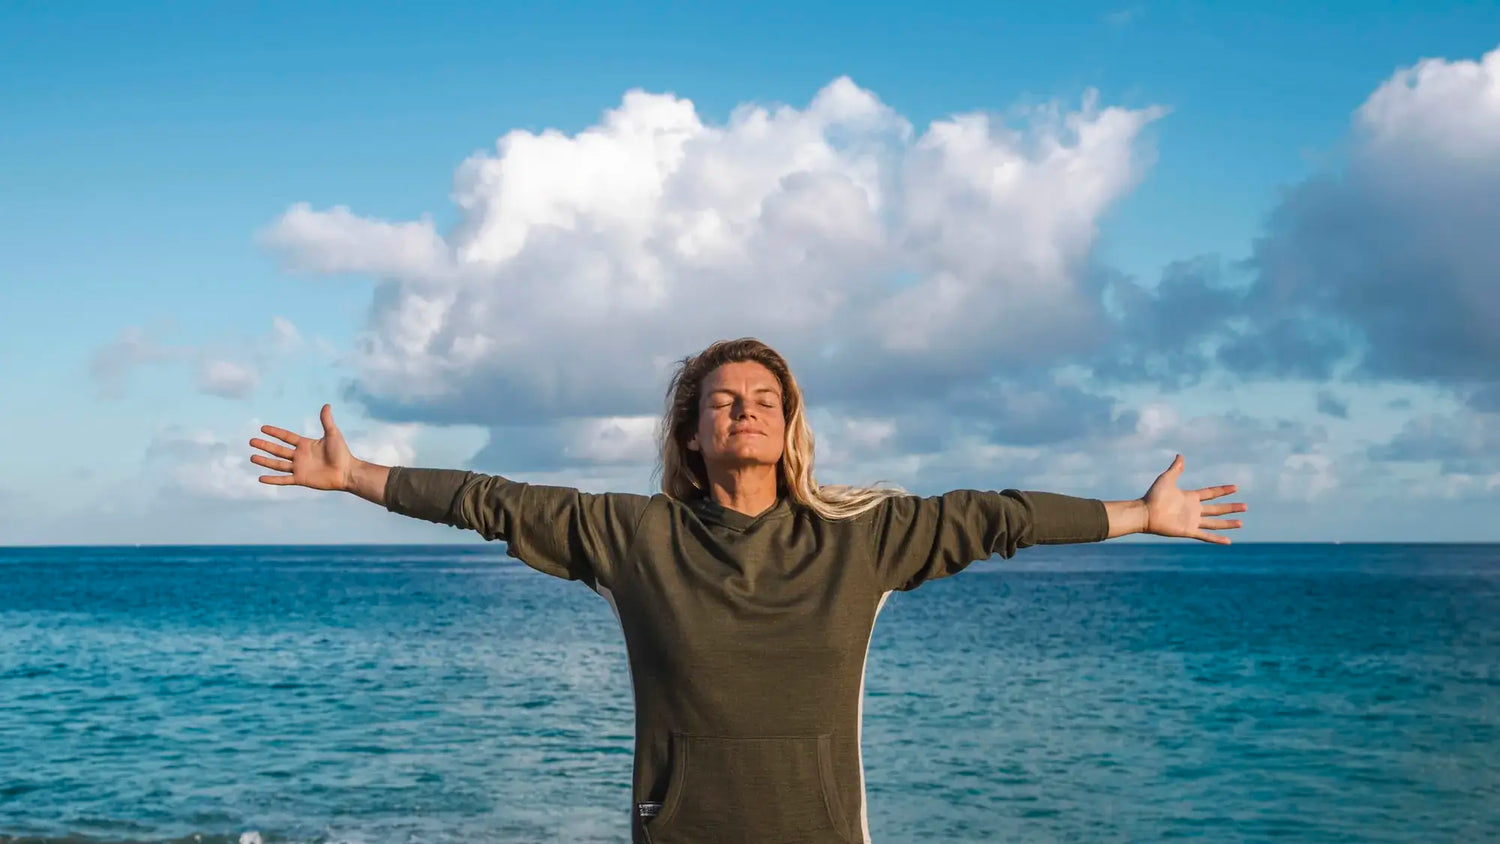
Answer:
[252, 67, 1497, 513]
[262, 78, 1165, 436]
[1100, 44, 1500, 395]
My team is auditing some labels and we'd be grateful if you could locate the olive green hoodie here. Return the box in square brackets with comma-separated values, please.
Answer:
[384, 466, 1108, 843]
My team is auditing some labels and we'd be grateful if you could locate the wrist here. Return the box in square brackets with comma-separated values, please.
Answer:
[1103, 498, 1151, 539]
[344, 459, 368, 495]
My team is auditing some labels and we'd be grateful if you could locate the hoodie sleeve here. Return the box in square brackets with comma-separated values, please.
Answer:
[865, 489, 1109, 592]
[383, 466, 650, 591]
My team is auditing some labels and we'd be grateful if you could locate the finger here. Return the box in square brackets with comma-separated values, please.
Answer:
[251, 454, 293, 473]
[1201, 502, 1247, 516]
[1196, 484, 1237, 501]
[260, 424, 303, 447]
[249, 438, 294, 460]
[1199, 518, 1243, 530]
[1193, 530, 1231, 545]
[258, 474, 296, 485]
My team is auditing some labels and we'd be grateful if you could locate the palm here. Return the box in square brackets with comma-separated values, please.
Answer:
[1143, 454, 1246, 545]
[249, 404, 355, 491]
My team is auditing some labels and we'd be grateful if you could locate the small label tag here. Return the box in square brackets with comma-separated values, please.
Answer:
[636, 801, 663, 819]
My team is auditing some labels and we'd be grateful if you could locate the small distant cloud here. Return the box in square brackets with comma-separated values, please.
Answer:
[1316, 390, 1349, 419]
[1104, 6, 1143, 27]
[1368, 408, 1500, 475]
[146, 425, 282, 502]
[196, 358, 260, 399]
[87, 325, 191, 399]
[1277, 453, 1339, 502]
[1466, 383, 1500, 413]
[90, 316, 313, 401]
[270, 316, 302, 354]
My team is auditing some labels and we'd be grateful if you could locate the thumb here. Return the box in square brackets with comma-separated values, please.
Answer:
[321, 403, 337, 433]
[1168, 453, 1183, 475]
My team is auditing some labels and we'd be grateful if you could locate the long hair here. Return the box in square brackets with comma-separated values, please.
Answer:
[655, 337, 905, 521]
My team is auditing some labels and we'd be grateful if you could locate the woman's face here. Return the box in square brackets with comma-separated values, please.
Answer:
[686, 360, 787, 474]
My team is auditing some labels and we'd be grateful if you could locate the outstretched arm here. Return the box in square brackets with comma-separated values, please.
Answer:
[1103, 454, 1246, 544]
[249, 403, 650, 587]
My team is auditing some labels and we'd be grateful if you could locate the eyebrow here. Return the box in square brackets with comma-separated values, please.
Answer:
[708, 387, 781, 397]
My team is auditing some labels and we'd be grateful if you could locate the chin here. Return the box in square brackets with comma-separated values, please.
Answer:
[717, 447, 779, 466]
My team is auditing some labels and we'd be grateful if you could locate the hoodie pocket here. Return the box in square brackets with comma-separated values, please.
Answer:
[644, 731, 852, 844]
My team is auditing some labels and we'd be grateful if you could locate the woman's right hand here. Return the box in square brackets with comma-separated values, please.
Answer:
[250, 403, 357, 491]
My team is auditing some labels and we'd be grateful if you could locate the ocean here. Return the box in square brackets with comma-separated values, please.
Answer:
[1, 543, 1496, 843]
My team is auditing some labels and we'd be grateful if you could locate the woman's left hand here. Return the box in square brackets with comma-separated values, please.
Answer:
[1143, 454, 1247, 544]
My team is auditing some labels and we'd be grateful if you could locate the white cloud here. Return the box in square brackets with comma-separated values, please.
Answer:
[147, 425, 284, 502]
[811, 412, 899, 468]
[241, 66, 1500, 533]
[270, 316, 302, 354]
[1277, 453, 1339, 502]
[560, 416, 659, 465]
[1213, 44, 1500, 387]
[1356, 46, 1500, 165]
[88, 325, 191, 398]
[196, 358, 259, 398]
[263, 77, 1164, 428]
[344, 421, 422, 469]
[89, 317, 315, 401]
[1094, 43, 1500, 398]
[261, 204, 451, 281]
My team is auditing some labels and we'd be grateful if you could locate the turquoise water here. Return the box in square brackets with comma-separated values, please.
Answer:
[1, 543, 1497, 842]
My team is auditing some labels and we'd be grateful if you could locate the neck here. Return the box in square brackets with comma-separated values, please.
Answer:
[704, 465, 780, 517]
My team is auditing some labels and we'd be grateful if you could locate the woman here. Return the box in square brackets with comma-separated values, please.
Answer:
[249, 337, 1245, 843]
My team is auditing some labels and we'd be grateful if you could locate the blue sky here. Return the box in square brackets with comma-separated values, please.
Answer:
[3, 1, 1499, 545]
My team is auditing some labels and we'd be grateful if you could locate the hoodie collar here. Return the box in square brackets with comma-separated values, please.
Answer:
[690, 494, 791, 532]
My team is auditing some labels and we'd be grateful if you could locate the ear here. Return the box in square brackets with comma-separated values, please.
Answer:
[686, 434, 699, 452]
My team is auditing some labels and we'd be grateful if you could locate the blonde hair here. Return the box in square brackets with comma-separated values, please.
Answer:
[655, 337, 905, 521]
